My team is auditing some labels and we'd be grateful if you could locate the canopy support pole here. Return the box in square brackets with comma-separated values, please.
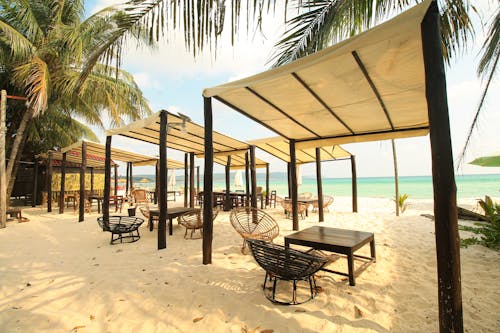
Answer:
[287, 162, 292, 198]
[158, 110, 168, 250]
[351, 155, 358, 213]
[196, 166, 200, 198]
[113, 164, 118, 196]
[265, 163, 270, 207]
[154, 162, 159, 204]
[224, 156, 231, 211]
[190, 153, 195, 208]
[184, 153, 188, 207]
[316, 148, 324, 222]
[245, 152, 250, 207]
[203, 97, 214, 264]
[422, 2, 462, 331]
[90, 167, 94, 195]
[103, 136, 112, 228]
[47, 151, 53, 213]
[290, 140, 299, 230]
[59, 152, 66, 214]
[125, 163, 130, 197]
[79, 141, 86, 222]
[250, 145, 257, 208]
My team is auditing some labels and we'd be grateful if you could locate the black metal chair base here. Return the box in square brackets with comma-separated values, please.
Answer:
[262, 273, 319, 305]
[110, 229, 141, 244]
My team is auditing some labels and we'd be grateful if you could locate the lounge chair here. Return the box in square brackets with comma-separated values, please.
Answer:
[312, 195, 334, 212]
[247, 239, 328, 305]
[97, 216, 144, 244]
[230, 207, 280, 254]
[178, 209, 218, 239]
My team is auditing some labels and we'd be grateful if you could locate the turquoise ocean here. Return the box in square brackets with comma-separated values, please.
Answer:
[134, 173, 500, 200]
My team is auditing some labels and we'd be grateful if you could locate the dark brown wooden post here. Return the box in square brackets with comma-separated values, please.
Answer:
[158, 111, 168, 249]
[196, 166, 200, 195]
[184, 153, 188, 208]
[129, 162, 133, 190]
[290, 140, 299, 230]
[154, 161, 159, 205]
[32, 159, 38, 207]
[316, 148, 324, 222]
[90, 167, 94, 195]
[125, 162, 130, 196]
[47, 150, 53, 212]
[59, 152, 66, 214]
[287, 162, 292, 198]
[203, 97, 214, 264]
[113, 164, 118, 196]
[351, 155, 358, 213]
[79, 141, 86, 222]
[189, 152, 195, 208]
[224, 155, 232, 211]
[250, 145, 257, 209]
[265, 163, 270, 207]
[422, 2, 462, 331]
[103, 136, 112, 229]
[245, 152, 250, 207]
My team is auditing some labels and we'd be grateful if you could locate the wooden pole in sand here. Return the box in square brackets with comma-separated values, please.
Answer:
[422, 2, 462, 331]
[0, 90, 6, 228]
[184, 153, 188, 208]
[190, 153, 195, 208]
[32, 158, 38, 207]
[265, 163, 270, 207]
[290, 140, 299, 230]
[113, 164, 118, 196]
[224, 155, 231, 211]
[351, 155, 358, 213]
[392, 139, 400, 216]
[103, 136, 112, 228]
[59, 152, 66, 214]
[79, 141, 86, 222]
[158, 111, 168, 250]
[47, 151, 53, 212]
[245, 152, 250, 207]
[316, 148, 324, 222]
[250, 145, 257, 209]
[203, 97, 214, 264]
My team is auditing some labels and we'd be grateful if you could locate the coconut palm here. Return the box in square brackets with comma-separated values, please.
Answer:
[0, 0, 152, 200]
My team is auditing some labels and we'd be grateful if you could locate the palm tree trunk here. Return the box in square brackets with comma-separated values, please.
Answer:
[6, 106, 36, 201]
[392, 139, 400, 216]
[1, 90, 7, 228]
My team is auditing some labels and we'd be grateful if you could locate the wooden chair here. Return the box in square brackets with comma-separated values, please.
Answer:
[247, 239, 328, 305]
[178, 209, 218, 239]
[230, 207, 280, 254]
[268, 190, 277, 208]
[312, 195, 334, 212]
[131, 189, 149, 207]
[281, 199, 308, 219]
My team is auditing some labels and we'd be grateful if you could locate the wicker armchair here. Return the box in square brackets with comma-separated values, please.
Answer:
[97, 216, 144, 244]
[281, 200, 309, 219]
[139, 206, 158, 230]
[230, 207, 280, 254]
[247, 239, 328, 305]
[298, 192, 313, 200]
[178, 209, 218, 239]
[131, 189, 149, 207]
[312, 195, 334, 212]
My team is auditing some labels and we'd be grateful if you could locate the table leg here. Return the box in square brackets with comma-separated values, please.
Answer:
[169, 218, 173, 236]
[149, 216, 154, 231]
[98, 199, 101, 214]
[347, 253, 355, 286]
[370, 238, 376, 262]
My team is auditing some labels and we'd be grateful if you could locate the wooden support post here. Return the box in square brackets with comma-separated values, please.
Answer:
[155, 161, 159, 205]
[245, 152, 250, 207]
[392, 139, 400, 216]
[196, 166, 200, 195]
[125, 162, 130, 197]
[47, 151, 53, 212]
[32, 159, 38, 207]
[250, 145, 257, 209]
[0, 90, 6, 228]
[265, 163, 270, 207]
[316, 148, 324, 222]
[422, 2, 463, 331]
[59, 152, 66, 214]
[184, 153, 188, 208]
[351, 155, 358, 213]
[190, 152, 195, 208]
[103, 136, 112, 229]
[290, 140, 299, 230]
[90, 167, 94, 195]
[203, 97, 214, 264]
[79, 141, 86, 222]
[113, 164, 118, 196]
[129, 162, 133, 190]
[158, 111, 168, 249]
[287, 162, 292, 198]
[224, 156, 232, 211]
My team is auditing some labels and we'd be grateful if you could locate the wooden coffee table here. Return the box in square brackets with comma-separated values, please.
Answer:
[285, 226, 376, 286]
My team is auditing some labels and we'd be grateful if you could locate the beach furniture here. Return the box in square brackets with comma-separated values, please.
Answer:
[230, 207, 280, 254]
[268, 190, 277, 208]
[281, 199, 309, 219]
[97, 216, 144, 245]
[146, 207, 198, 234]
[131, 188, 149, 207]
[247, 239, 327, 305]
[178, 209, 218, 239]
[312, 195, 334, 212]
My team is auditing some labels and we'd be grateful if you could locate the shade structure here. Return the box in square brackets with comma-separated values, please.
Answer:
[469, 153, 500, 167]
[37, 151, 117, 169]
[249, 136, 351, 164]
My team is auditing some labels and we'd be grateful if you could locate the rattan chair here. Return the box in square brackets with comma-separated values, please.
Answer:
[281, 200, 308, 219]
[247, 239, 328, 305]
[97, 216, 144, 244]
[230, 207, 280, 254]
[312, 195, 334, 212]
[139, 205, 158, 230]
[178, 209, 218, 239]
[131, 189, 149, 207]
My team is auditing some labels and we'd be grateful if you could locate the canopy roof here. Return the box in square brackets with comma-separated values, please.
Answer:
[213, 152, 268, 170]
[203, 0, 432, 150]
[37, 151, 116, 169]
[106, 110, 249, 156]
[249, 136, 351, 164]
[59, 140, 183, 168]
[469, 153, 500, 167]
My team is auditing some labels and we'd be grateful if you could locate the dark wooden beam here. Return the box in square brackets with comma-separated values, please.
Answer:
[125, 162, 130, 196]
[158, 111, 168, 249]
[190, 152, 195, 208]
[47, 151, 53, 213]
[351, 155, 358, 213]
[287, 162, 292, 198]
[59, 152, 66, 214]
[250, 145, 257, 209]
[316, 148, 324, 222]
[203, 97, 214, 264]
[290, 140, 299, 230]
[79, 141, 86, 222]
[224, 155, 232, 211]
[422, 2, 463, 331]
[154, 161, 159, 204]
[196, 166, 200, 198]
[129, 162, 133, 190]
[245, 152, 250, 207]
[184, 153, 188, 208]
[103, 136, 112, 229]
[265, 163, 270, 207]
[113, 164, 118, 196]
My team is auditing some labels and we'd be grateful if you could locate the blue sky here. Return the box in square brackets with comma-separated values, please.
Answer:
[86, 0, 499, 178]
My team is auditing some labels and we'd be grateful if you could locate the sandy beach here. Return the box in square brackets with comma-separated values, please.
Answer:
[0, 197, 498, 332]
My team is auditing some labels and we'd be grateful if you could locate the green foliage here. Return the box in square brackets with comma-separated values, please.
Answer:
[394, 193, 409, 213]
[459, 196, 500, 249]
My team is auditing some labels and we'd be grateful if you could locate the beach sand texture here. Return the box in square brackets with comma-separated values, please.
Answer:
[0, 197, 498, 332]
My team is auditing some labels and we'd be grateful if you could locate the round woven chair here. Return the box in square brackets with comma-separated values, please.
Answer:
[97, 216, 144, 244]
[178, 209, 218, 239]
[230, 207, 280, 254]
[312, 195, 334, 212]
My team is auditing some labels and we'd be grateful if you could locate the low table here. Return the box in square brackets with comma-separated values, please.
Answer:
[284, 226, 376, 286]
[148, 207, 197, 235]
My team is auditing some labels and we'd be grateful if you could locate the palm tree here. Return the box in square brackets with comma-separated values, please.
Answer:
[0, 0, 152, 201]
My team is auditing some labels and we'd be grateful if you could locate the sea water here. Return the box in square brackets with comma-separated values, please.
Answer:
[134, 173, 500, 200]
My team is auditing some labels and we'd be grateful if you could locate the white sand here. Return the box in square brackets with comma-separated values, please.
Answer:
[0, 197, 498, 332]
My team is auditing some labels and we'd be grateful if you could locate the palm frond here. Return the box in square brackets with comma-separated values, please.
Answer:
[12, 56, 50, 115]
[0, 20, 34, 59]
[478, 8, 499, 78]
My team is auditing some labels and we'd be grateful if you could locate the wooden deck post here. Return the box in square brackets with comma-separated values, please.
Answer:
[190, 152, 195, 208]
[113, 164, 118, 196]
[265, 163, 270, 207]
[203, 97, 214, 264]
[125, 162, 130, 197]
[59, 152, 66, 214]
[224, 155, 232, 211]
[422, 2, 463, 331]
[250, 145, 257, 209]
[158, 110, 168, 250]
[290, 140, 299, 230]
[245, 152, 250, 207]
[184, 153, 188, 208]
[47, 150, 53, 213]
[351, 155, 358, 213]
[129, 162, 133, 190]
[287, 162, 292, 198]
[103, 136, 112, 229]
[79, 141, 86, 222]
[316, 148, 324, 222]
[196, 166, 200, 196]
